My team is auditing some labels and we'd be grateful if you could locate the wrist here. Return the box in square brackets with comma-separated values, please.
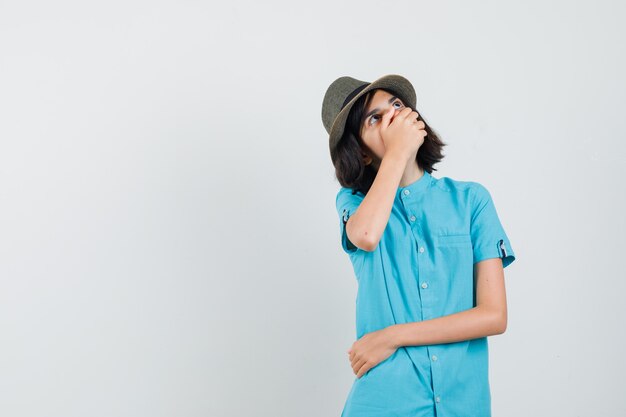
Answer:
[387, 324, 404, 349]
[383, 149, 412, 165]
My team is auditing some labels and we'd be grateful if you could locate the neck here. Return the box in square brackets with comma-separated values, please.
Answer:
[399, 161, 424, 188]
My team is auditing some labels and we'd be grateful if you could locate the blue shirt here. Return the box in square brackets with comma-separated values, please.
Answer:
[335, 169, 516, 417]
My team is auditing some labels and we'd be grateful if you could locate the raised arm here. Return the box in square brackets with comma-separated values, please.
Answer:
[345, 106, 425, 252]
[345, 152, 409, 252]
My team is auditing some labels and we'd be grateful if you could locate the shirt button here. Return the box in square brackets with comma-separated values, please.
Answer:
[419, 246, 425, 253]
[431, 355, 438, 361]
[403, 189, 410, 196]
[410, 215, 416, 222]
[435, 396, 441, 403]
[421, 282, 428, 289]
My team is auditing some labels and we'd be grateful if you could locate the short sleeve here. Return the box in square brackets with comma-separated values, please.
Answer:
[470, 183, 516, 268]
[335, 187, 364, 254]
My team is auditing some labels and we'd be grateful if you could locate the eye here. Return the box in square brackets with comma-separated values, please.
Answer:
[367, 100, 404, 126]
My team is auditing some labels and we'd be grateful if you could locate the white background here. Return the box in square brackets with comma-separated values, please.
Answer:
[1, 1, 625, 416]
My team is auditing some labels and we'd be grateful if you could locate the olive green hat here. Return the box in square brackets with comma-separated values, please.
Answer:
[321, 74, 417, 160]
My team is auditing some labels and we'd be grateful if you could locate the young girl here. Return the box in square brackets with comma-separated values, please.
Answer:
[321, 74, 516, 417]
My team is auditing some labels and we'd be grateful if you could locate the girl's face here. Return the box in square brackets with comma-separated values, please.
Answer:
[358, 89, 407, 168]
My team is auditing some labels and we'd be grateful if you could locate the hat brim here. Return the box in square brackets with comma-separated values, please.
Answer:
[329, 74, 417, 159]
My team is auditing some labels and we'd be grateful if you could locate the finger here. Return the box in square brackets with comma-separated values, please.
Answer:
[350, 353, 361, 368]
[397, 106, 414, 121]
[356, 362, 370, 378]
[405, 110, 420, 124]
[380, 106, 395, 130]
[352, 357, 367, 373]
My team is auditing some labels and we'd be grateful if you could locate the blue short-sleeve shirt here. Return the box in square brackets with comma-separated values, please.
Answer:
[335, 170, 516, 417]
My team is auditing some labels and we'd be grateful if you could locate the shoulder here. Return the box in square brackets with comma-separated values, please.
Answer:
[430, 173, 489, 198]
[335, 186, 365, 207]
[429, 174, 495, 214]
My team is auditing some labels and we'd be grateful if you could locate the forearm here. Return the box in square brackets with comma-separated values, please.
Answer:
[389, 306, 505, 348]
[348, 151, 409, 251]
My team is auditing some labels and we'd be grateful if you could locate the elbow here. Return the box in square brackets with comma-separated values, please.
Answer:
[493, 311, 507, 335]
[348, 224, 380, 252]
[360, 235, 380, 252]
[481, 306, 507, 335]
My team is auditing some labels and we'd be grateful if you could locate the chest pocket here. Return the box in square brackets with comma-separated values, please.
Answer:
[435, 233, 474, 278]
[436, 233, 472, 247]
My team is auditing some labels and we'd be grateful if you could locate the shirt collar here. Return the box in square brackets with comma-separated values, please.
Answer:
[396, 169, 432, 199]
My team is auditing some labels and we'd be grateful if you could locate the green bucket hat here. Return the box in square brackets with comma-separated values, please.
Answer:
[321, 74, 417, 160]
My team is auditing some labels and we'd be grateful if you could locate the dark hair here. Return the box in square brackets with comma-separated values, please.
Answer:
[331, 88, 447, 195]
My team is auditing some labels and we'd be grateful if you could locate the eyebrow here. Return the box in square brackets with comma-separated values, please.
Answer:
[362, 96, 399, 125]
